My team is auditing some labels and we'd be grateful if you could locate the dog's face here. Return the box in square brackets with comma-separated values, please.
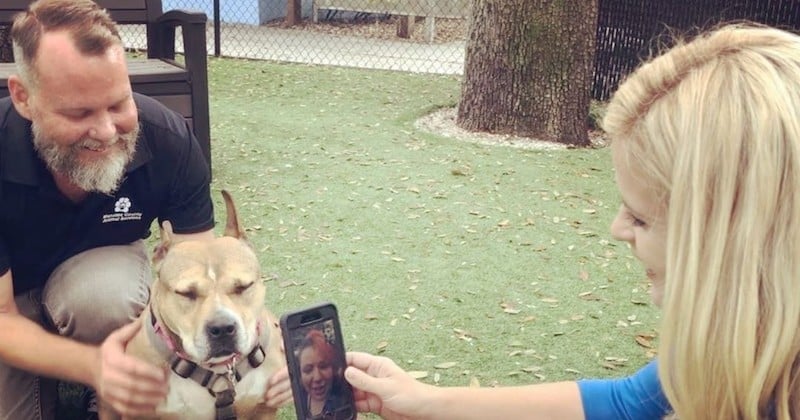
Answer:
[152, 191, 266, 368]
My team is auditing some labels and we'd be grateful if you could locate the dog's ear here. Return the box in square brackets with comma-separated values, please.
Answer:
[221, 190, 247, 240]
[153, 220, 175, 264]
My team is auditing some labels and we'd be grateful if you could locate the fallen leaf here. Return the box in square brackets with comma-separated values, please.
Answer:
[453, 328, 476, 341]
[435, 362, 457, 369]
[278, 280, 305, 288]
[469, 377, 481, 387]
[579, 292, 601, 301]
[408, 371, 428, 379]
[635, 335, 654, 348]
[451, 167, 471, 176]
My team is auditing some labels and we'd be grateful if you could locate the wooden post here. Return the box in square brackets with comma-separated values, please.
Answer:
[396, 15, 414, 38]
[423, 16, 435, 42]
[423, 0, 436, 43]
[286, 0, 302, 26]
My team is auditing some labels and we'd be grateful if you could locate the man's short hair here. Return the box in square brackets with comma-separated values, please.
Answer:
[11, 0, 123, 88]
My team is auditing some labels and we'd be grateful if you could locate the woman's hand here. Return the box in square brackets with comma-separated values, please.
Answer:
[344, 351, 433, 420]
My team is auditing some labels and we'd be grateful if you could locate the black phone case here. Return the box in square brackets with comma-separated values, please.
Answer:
[280, 301, 356, 420]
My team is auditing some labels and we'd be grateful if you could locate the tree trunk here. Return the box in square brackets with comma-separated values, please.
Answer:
[457, 0, 598, 146]
[0, 27, 12, 63]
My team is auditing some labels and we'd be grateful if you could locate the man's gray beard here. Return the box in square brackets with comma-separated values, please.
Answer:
[32, 123, 139, 195]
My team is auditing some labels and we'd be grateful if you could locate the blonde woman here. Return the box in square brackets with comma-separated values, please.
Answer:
[320, 24, 800, 419]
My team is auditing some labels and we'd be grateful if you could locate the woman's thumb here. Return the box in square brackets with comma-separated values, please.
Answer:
[345, 366, 380, 393]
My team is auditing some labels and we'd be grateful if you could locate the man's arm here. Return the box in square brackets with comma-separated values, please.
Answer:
[0, 270, 168, 416]
[0, 269, 98, 385]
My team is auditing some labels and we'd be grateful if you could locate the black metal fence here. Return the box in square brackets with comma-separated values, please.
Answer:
[595, 0, 800, 99]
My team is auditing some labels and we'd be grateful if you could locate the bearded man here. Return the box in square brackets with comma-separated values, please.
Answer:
[0, 1, 216, 419]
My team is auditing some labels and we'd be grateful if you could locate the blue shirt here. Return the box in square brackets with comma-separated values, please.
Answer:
[578, 360, 671, 420]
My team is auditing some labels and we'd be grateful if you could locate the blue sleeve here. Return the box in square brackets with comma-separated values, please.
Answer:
[577, 360, 671, 420]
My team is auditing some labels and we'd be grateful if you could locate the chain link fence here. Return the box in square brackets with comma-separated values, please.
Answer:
[116, 0, 467, 75]
[116, 0, 799, 100]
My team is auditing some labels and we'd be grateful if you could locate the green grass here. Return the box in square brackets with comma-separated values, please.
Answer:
[203, 59, 660, 419]
[60, 58, 660, 419]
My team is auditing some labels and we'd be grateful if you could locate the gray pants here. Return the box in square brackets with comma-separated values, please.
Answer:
[0, 241, 152, 420]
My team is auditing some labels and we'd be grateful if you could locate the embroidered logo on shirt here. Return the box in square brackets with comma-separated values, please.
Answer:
[102, 196, 143, 223]
[114, 197, 132, 213]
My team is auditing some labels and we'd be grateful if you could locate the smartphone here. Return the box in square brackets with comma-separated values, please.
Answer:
[280, 302, 356, 420]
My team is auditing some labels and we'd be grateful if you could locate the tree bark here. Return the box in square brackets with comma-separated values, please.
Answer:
[457, 0, 598, 146]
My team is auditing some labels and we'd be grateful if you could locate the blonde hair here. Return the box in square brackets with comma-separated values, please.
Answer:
[10, 0, 122, 89]
[604, 24, 800, 419]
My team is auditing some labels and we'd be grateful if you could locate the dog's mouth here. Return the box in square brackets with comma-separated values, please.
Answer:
[205, 352, 240, 367]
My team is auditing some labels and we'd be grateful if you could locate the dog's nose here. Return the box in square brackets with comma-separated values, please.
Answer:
[206, 319, 237, 339]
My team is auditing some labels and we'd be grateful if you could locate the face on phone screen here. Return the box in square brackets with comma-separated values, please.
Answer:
[289, 320, 353, 420]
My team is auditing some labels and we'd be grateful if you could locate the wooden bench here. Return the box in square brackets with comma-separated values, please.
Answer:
[309, 0, 469, 43]
[0, 0, 212, 167]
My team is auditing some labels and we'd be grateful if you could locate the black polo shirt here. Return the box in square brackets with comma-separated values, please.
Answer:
[0, 93, 214, 295]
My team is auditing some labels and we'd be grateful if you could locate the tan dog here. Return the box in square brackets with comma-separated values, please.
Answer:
[115, 190, 285, 419]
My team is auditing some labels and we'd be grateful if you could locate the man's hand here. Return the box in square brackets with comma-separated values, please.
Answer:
[94, 319, 168, 416]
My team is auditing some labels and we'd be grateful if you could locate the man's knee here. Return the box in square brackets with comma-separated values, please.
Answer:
[41, 241, 152, 344]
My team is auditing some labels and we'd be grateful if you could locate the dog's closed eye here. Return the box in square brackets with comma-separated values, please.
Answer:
[176, 289, 198, 301]
[234, 282, 254, 295]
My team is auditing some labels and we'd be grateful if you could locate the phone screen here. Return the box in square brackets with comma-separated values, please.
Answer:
[281, 303, 355, 420]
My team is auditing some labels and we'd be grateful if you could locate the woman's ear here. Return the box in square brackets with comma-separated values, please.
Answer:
[7, 75, 34, 120]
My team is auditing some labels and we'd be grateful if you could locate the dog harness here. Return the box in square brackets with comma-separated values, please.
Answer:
[148, 308, 267, 420]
